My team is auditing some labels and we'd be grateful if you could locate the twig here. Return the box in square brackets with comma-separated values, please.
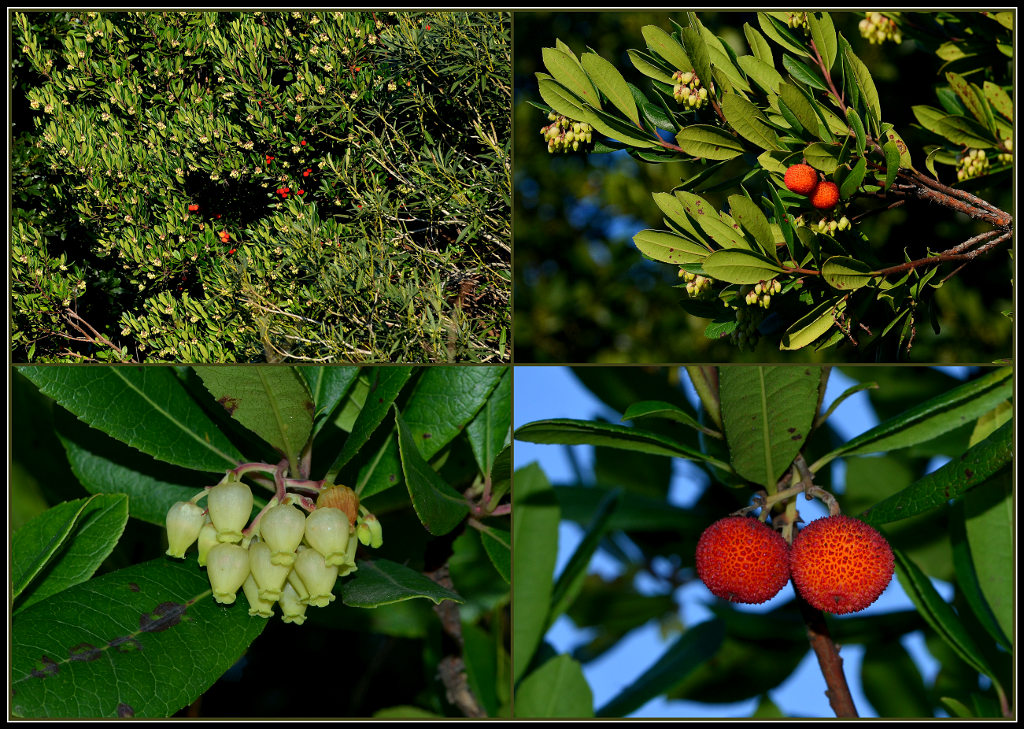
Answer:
[425, 565, 486, 718]
[796, 591, 859, 717]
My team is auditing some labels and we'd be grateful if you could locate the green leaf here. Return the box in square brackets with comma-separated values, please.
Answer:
[327, 367, 412, 478]
[982, 81, 1013, 122]
[803, 141, 841, 174]
[779, 82, 821, 139]
[13, 495, 129, 613]
[913, 105, 995, 148]
[555, 485, 703, 532]
[858, 420, 1012, 527]
[680, 27, 713, 98]
[702, 249, 784, 284]
[542, 46, 601, 110]
[812, 368, 1012, 471]
[737, 54, 782, 97]
[720, 92, 780, 151]
[537, 77, 588, 121]
[633, 229, 709, 264]
[894, 550, 1002, 692]
[622, 400, 721, 438]
[652, 191, 703, 240]
[821, 255, 874, 290]
[576, 105, 661, 149]
[18, 366, 243, 472]
[881, 140, 901, 190]
[514, 418, 730, 470]
[807, 12, 837, 71]
[596, 619, 725, 717]
[719, 366, 821, 488]
[841, 35, 881, 121]
[782, 53, 827, 92]
[846, 106, 866, 155]
[628, 49, 677, 85]
[780, 296, 845, 350]
[839, 156, 867, 200]
[582, 52, 640, 125]
[394, 406, 467, 536]
[299, 366, 360, 436]
[642, 25, 692, 73]
[757, 13, 808, 56]
[512, 464, 560, 682]
[697, 210, 756, 251]
[743, 23, 773, 66]
[676, 124, 745, 160]
[342, 559, 463, 607]
[515, 655, 594, 718]
[465, 367, 511, 478]
[727, 194, 774, 254]
[403, 366, 505, 459]
[478, 522, 511, 584]
[946, 71, 993, 132]
[880, 125, 914, 169]
[10, 558, 266, 718]
[196, 366, 313, 471]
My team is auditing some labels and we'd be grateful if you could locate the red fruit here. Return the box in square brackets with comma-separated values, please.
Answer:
[696, 516, 790, 604]
[303, 169, 311, 177]
[188, 203, 199, 212]
[298, 189, 304, 195]
[784, 163, 819, 195]
[810, 181, 840, 210]
[790, 515, 893, 615]
[219, 230, 230, 243]
[300, 140, 307, 146]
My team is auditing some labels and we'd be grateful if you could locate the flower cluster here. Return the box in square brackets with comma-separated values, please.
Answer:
[814, 215, 852, 234]
[996, 138, 1012, 165]
[731, 305, 764, 351]
[742, 279, 782, 309]
[166, 479, 383, 625]
[672, 70, 711, 110]
[785, 12, 810, 34]
[680, 270, 712, 298]
[540, 113, 593, 153]
[957, 148, 990, 181]
[859, 12, 902, 45]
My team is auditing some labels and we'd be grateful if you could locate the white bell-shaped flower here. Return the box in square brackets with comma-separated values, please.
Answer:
[304, 506, 350, 566]
[248, 540, 290, 602]
[207, 481, 253, 543]
[165, 501, 205, 558]
[259, 503, 306, 566]
[337, 531, 359, 578]
[206, 542, 250, 604]
[242, 574, 274, 618]
[293, 546, 339, 608]
[279, 581, 307, 625]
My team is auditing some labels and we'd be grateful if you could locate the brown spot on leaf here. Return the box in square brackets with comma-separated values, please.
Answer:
[140, 602, 187, 633]
[787, 427, 796, 433]
[791, 434, 802, 441]
[108, 636, 142, 653]
[69, 643, 102, 662]
[217, 396, 240, 415]
[30, 656, 59, 678]
[128, 582, 140, 592]
[117, 703, 135, 718]
[964, 468, 973, 480]
[303, 399, 315, 415]
[422, 433, 432, 440]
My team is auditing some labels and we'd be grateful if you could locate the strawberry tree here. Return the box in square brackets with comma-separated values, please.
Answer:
[530, 11, 1013, 358]
[11, 365, 511, 718]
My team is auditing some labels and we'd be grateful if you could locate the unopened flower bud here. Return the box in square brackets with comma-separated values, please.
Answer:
[279, 582, 307, 624]
[196, 521, 219, 566]
[166, 501, 205, 558]
[359, 514, 383, 549]
[294, 547, 339, 608]
[248, 540, 291, 601]
[259, 503, 306, 566]
[242, 574, 274, 618]
[304, 507, 351, 566]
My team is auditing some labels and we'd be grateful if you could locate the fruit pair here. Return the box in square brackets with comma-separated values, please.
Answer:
[784, 163, 840, 210]
[695, 514, 893, 614]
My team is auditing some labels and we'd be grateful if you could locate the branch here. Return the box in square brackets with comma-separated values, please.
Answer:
[425, 565, 487, 718]
[796, 592, 860, 718]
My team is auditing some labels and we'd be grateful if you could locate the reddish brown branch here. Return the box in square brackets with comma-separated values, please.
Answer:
[426, 565, 487, 718]
[796, 592, 859, 717]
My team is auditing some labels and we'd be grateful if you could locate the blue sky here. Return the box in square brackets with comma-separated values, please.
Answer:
[513, 366, 965, 718]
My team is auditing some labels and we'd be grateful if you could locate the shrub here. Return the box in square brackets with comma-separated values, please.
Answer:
[12, 11, 510, 363]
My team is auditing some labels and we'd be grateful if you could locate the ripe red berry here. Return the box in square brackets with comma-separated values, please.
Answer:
[784, 163, 819, 195]
[188, 203, 199, 212]
[219, 230, 230, 243]
[810, 181, 840, 210]
[300, 140, 307, 146]
[303, 169, 311, 177]
[696, 516, 791, 604]
[790, 515, 894, 615]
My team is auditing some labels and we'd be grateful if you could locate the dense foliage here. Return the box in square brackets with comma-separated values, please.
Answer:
[12, 11, 510, 363]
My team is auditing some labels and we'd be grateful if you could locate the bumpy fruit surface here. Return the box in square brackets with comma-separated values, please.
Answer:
[810, 181, 840, 210]
[784, 163, 820, 195]
[790, 515, 894, 615]
[695, 516, 791, 604]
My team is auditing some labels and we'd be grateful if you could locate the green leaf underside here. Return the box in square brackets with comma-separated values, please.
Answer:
[18, 366, 243, 472]
[478, 523, 512, 584]
[395, 406, 467, 536]
[542, 46, 601, 109]
[859, 420, 1012, 526]
[465, 367, 512, 479]
[514, 418, 730, 471]
[642, 25, 692, 73]
[582, 51, 640, 125]
[822, 256, 875, 290]
[676, 125, 745, 160]
[328, 367, 413, 478]
[633, 229, 709, 264]
[13, 494, 129, 613]
[720, 366, 821, 488]
[299, 366, 360, 436]
[512, 464, 560, 683]
[342, 559, 463, 607]
[780, 296, 846, 350]
[196, 367, 313, 470]
[11, 558, 266, 718]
